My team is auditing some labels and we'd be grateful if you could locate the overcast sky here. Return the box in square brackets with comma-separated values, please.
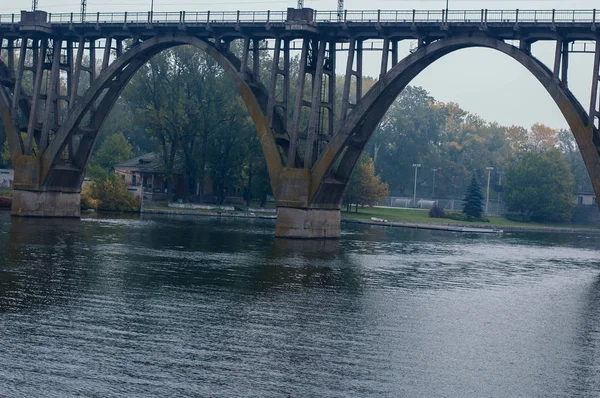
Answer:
[3, 0, 599, 130]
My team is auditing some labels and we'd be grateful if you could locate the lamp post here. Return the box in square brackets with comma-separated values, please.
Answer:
[445, 0, 449, 23]
[412, 163, 421, 208]
[496, 170, 503, 215]
[151, 0, 154, 20]
[431, 168, 438, 198]
[485, 167, 494, 215]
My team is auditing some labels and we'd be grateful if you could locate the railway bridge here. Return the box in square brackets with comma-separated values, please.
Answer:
[1, 8, 600, 237]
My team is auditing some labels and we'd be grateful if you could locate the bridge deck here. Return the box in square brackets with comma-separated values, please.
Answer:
[0, 9, 598, 41]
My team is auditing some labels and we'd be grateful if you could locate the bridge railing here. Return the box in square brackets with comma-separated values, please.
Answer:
[0, 9, 597, 25]
[35, 10, 291, 24]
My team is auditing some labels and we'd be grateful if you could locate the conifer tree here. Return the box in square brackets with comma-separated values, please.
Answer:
[462, 175, 484, 218]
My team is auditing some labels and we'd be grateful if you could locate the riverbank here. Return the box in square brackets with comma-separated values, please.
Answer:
[140, 205, 600, 234]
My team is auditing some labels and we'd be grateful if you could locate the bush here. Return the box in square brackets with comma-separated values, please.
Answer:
[85, 175, 139, 212]
[80, 185, 100, 210]
[445, 211, 489, 223]
[428, 204, 446, 218]
[505, 213, 530, 222]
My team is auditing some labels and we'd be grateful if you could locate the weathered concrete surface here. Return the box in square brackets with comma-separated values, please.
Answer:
[11, 190, 80, 218]
[275, 168, 311, 208]
[275, 207, 340, 238]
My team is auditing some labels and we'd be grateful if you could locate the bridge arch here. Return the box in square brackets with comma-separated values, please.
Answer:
[311, 34, 599, 207]
[0, 59, 30, 160]
[41, 32, 283, 189]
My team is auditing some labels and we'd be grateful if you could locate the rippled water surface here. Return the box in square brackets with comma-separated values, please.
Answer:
[2, 211, 600, 397]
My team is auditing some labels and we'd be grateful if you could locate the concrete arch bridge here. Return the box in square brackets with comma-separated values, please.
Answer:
[1, 8, 600, 237]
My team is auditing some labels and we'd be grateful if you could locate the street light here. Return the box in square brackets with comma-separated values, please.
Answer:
[496, 170, 504, 215]
[485, 167, 494, 215]
[432, 168, 438, 198]
[445, 0, 449, 23]
[412, 163, 421, 208]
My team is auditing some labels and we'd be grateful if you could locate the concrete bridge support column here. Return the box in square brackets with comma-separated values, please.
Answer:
[11, 190, 81, 218]
[275, 207, 341, 239]
[9, 157, 82, 218]
[273, 168, 341, 239]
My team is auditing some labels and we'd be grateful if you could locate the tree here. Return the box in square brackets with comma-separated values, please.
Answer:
[528, 123, 557, 152]
[373, 86, 446, 195]
[122, 45, 265, 203]
[504, 149, 575, 222]
[89, 133, 133, 171]
[0, 124, 6, 167]
[557, 128, 592, 193]
[345, 155, 389, 212]
[462, 175, 484, 218]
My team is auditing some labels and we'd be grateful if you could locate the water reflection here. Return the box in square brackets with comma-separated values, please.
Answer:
[0, 217, 89, 313]
[570, 273, 600, 395]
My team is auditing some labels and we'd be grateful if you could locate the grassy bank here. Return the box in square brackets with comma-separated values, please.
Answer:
[341, 206, 598, 230]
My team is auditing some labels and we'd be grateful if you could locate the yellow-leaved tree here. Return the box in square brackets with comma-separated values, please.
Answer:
[345, 154, 389, 212]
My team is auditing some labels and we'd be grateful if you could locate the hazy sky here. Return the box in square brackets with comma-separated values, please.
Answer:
[3, 0, 599, 130]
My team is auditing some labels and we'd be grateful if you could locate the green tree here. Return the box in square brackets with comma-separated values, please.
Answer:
[557, 128, 592, 193]
[345, 154, 389, 212]
[504, 149, 575, 222]
[0, 124, 6, 167]
[1, 140, 9, 165]
[462, 175, 484, 218]
[87, 133, 133, 181]
[243, 129, 271, 207]
[89, 133, 133, 171]
[123, 45, 265, 203]
[373, 86, 446, 195]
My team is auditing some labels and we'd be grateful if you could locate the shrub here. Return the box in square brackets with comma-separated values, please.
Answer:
[86, 174, 139, 212]
[428, 204, 446, 218]
[505, 213, 530, 222]
[446, 211, 490, 223]
[80, 185, 100, 210]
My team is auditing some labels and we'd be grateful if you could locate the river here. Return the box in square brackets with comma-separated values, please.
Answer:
[1, 211, 600, 397]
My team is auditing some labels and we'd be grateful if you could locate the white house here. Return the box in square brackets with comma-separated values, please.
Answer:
[0, 169, 13, 188]
[574, 192, 596, 206]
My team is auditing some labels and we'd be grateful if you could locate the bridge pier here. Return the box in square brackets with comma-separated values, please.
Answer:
[11, 190, 81, 218]
[275, 207, 341, 239]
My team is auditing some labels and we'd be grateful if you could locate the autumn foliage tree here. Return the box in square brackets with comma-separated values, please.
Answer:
[345, 155, 389, 212]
